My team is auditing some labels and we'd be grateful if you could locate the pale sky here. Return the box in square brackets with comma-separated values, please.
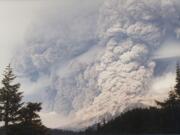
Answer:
[0, 1, 44, 70]
[0, 0, 104, 71]
[0, 0, 61, 77]
[0, 0, 61, 67]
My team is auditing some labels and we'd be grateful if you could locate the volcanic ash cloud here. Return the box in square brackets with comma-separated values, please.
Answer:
[13, 0, 180, 129]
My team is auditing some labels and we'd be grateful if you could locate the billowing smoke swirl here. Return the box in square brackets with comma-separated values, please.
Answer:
[12, 0, 180, 129]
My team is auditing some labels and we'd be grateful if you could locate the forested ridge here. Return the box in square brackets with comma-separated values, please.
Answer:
[51, 64, 180, 135]
[1, 64, 180, 135]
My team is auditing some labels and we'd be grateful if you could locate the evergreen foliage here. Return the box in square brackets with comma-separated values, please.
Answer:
[0, 65, 49, 135]
[175, 63, 180, 98]
[0, 65, 23, 133]
[51, 63, 180, 135]
[19, 102, 42, 125]
[156, 63, 180, 109]
[1, 63, 180, 134]
[92, 62, 180, 134]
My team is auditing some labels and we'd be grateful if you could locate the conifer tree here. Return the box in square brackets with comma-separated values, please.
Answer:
[174, 63, 180, 98]
[156, 62, 180, 108]
[0, 65, 49, 135]
[19, 102, 42, 125]
[17, 102, 49, 135]
[156, 90, 177, 108]
[0, 65, 23, 130]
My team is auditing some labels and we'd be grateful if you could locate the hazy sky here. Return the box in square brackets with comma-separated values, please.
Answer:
[0, 0, 104, 71]
[0, 0, 62, 69]
[1, 0, 180, 129]
[0, 0, 179, 70]
[0, 1, 43, 70]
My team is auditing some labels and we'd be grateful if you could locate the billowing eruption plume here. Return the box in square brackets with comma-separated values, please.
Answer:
[12, 0, 180, 129]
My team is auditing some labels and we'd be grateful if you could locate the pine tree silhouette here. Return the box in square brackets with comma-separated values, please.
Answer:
[175, 63, 180, 98]
[0, 65, 49, 135]
[156, 62, 180, 108]
[19, 102, 42, 125]
[16, 102, 49, 135]
[0, 65, 23, 134]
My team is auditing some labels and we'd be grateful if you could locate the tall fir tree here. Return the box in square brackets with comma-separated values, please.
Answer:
[156, 62, 180, 108]
[174, 63, 180, 98]
[0, 65, 49, 135]
[0, 65, 23, 131]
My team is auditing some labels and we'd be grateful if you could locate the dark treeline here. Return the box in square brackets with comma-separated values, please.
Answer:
[1, 64, 180, 135]
[93, 62, 180, 134]
[51, 64, 180, 135]
[51, 106, 180, 134]
[93, 107, 180, 134]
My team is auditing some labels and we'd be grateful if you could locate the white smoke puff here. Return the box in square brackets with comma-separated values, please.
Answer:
[12, 0, 180, 129]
